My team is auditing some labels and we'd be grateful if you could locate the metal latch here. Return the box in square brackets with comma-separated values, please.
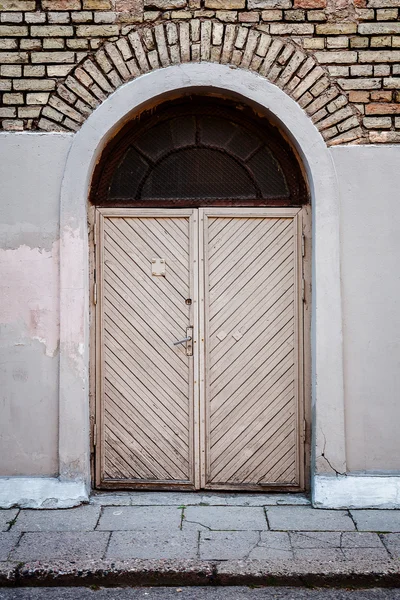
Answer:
[173, 326, 193, 356]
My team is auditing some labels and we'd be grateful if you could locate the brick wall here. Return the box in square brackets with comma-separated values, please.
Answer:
[0, 0, 400, 143]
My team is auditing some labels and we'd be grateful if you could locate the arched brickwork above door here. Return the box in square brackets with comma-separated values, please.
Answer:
[38, 22, 363, 146]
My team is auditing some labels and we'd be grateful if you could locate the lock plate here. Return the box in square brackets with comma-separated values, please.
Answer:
[186, 326, 193, 357]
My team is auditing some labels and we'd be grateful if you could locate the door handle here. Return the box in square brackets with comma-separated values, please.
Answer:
[173, 327, 193, 356]
[173, 336, 192, 345]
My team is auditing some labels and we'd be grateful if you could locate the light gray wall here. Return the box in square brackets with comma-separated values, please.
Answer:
[332, 145, 400, 473]
[1, 131, 399, 479]
[0, 133, 72, 476]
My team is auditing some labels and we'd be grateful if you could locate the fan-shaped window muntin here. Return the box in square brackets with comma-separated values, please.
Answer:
[91, 98, 308, 208]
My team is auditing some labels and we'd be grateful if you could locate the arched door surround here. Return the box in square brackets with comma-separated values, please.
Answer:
[57, 64, 345, 503]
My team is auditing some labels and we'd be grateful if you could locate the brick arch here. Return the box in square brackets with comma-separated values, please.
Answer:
[39, 21, 363, 146]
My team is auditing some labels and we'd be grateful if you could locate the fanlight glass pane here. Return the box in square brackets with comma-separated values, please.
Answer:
[199, 116, 261, 161]
[107, 111, 291, 201]
[141, 148, 257, 200]
[109, 147, 149, 199]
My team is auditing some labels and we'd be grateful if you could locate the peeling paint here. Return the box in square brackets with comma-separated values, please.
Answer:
[0, 242, 59, 357]
[60, 224, 87, 378]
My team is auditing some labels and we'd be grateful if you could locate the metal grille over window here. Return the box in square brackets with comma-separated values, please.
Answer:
[92, 98, 308, 207]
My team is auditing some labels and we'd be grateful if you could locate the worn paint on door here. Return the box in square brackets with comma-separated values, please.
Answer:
[95, 208, 305, 491]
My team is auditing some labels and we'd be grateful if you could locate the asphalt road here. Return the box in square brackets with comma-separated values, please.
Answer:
[0, 588, 400, 600]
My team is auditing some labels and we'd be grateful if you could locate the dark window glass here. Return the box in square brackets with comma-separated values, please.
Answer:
[92, 97, 307, 207]
[109, 147, 149, 199]
[141, 148, 257, 200]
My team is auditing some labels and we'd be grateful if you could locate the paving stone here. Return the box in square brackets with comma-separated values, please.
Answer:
[0, 510, 18, 532]
[10, 532, 109, 561]
[183, 506, 267, 531]
[341, 532, 384, 548]
[290, 531, 341, 548]
[198, 493, 310, 507]
[293, 548, 345, 561]
[200, 531, 259, 559]
[266, 506, 355, 531]
[342, 546, 390, 561]
[248, 531, 293, 559]
[90, 493, 134, 506]
[350, 509, 400, 532]
[382, 532, 400, 558]
[106, 529, 199, 559]
[0, 533, 20, 561]
[13, 506, 100, 532]
[97, 506, 182, 531]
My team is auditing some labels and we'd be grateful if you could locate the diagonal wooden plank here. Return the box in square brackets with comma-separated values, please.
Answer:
[210, 240, 294, 333]
[210, 265, 294, 361]
[210, 220, 293, 303]
[210, 289, 294, 389]
[210, 382, 294, 469]
[210, 353, 294, 445]
[220, 415, 295, 484]
[261, 441, 297, 483]
[104, 315, 189, 421]
[210, 316, 294, 404]
[208, 217, 233, 242]
[209, 218, 267, 267]
[105, 354, 190, 462]
[105, 428, 153, 480]
[105, 379, 189, 479]
[105, 327, 189, 433]
[152, 217, 189, 254]
[205, 213, 299, 489]
[106, 219, 189, 310]
[106, 218, 189, 305]
[105, 408, 170, 480]
[209, 219, 288, 293]
[211, 396, 294, 482]
[104, 279, 189, 381]
[104, 231, 188, 329]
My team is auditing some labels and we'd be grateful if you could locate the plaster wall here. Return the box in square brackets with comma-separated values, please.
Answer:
[331, 145, 400, 473]
[1, 123, 400, 483]
[0, 133, 72, 477]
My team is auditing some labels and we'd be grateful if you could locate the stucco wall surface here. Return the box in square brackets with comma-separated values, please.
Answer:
[1, 130, 399, 481]
[0, 132, 72, 476]
[331, 144, 400, 473]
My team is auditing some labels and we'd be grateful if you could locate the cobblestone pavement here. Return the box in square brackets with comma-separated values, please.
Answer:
[1, 493, 400, 563]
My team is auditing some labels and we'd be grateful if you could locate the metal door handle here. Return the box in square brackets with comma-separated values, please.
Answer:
[173, 327, 193, 356]
[173, 336, 192, 345]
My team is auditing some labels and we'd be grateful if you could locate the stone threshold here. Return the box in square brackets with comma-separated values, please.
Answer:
[89, 491, 311, 507]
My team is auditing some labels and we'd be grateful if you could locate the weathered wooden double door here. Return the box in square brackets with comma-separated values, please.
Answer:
[94, 207, 305, 491]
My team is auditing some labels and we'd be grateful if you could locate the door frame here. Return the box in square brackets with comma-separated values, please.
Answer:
[90, 206, 311, 491]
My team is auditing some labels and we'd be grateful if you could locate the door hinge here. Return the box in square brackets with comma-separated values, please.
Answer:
[93, 281, 97, 305]
[302, 276, 305, 302]
[93, 223, 97, 248]
[302, 233, 305, 257]
[93, 423, 97, 446]
[302, 419, 306, 441]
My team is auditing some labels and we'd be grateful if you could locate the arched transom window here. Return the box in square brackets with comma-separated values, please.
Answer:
[91, 97, 308, 207]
